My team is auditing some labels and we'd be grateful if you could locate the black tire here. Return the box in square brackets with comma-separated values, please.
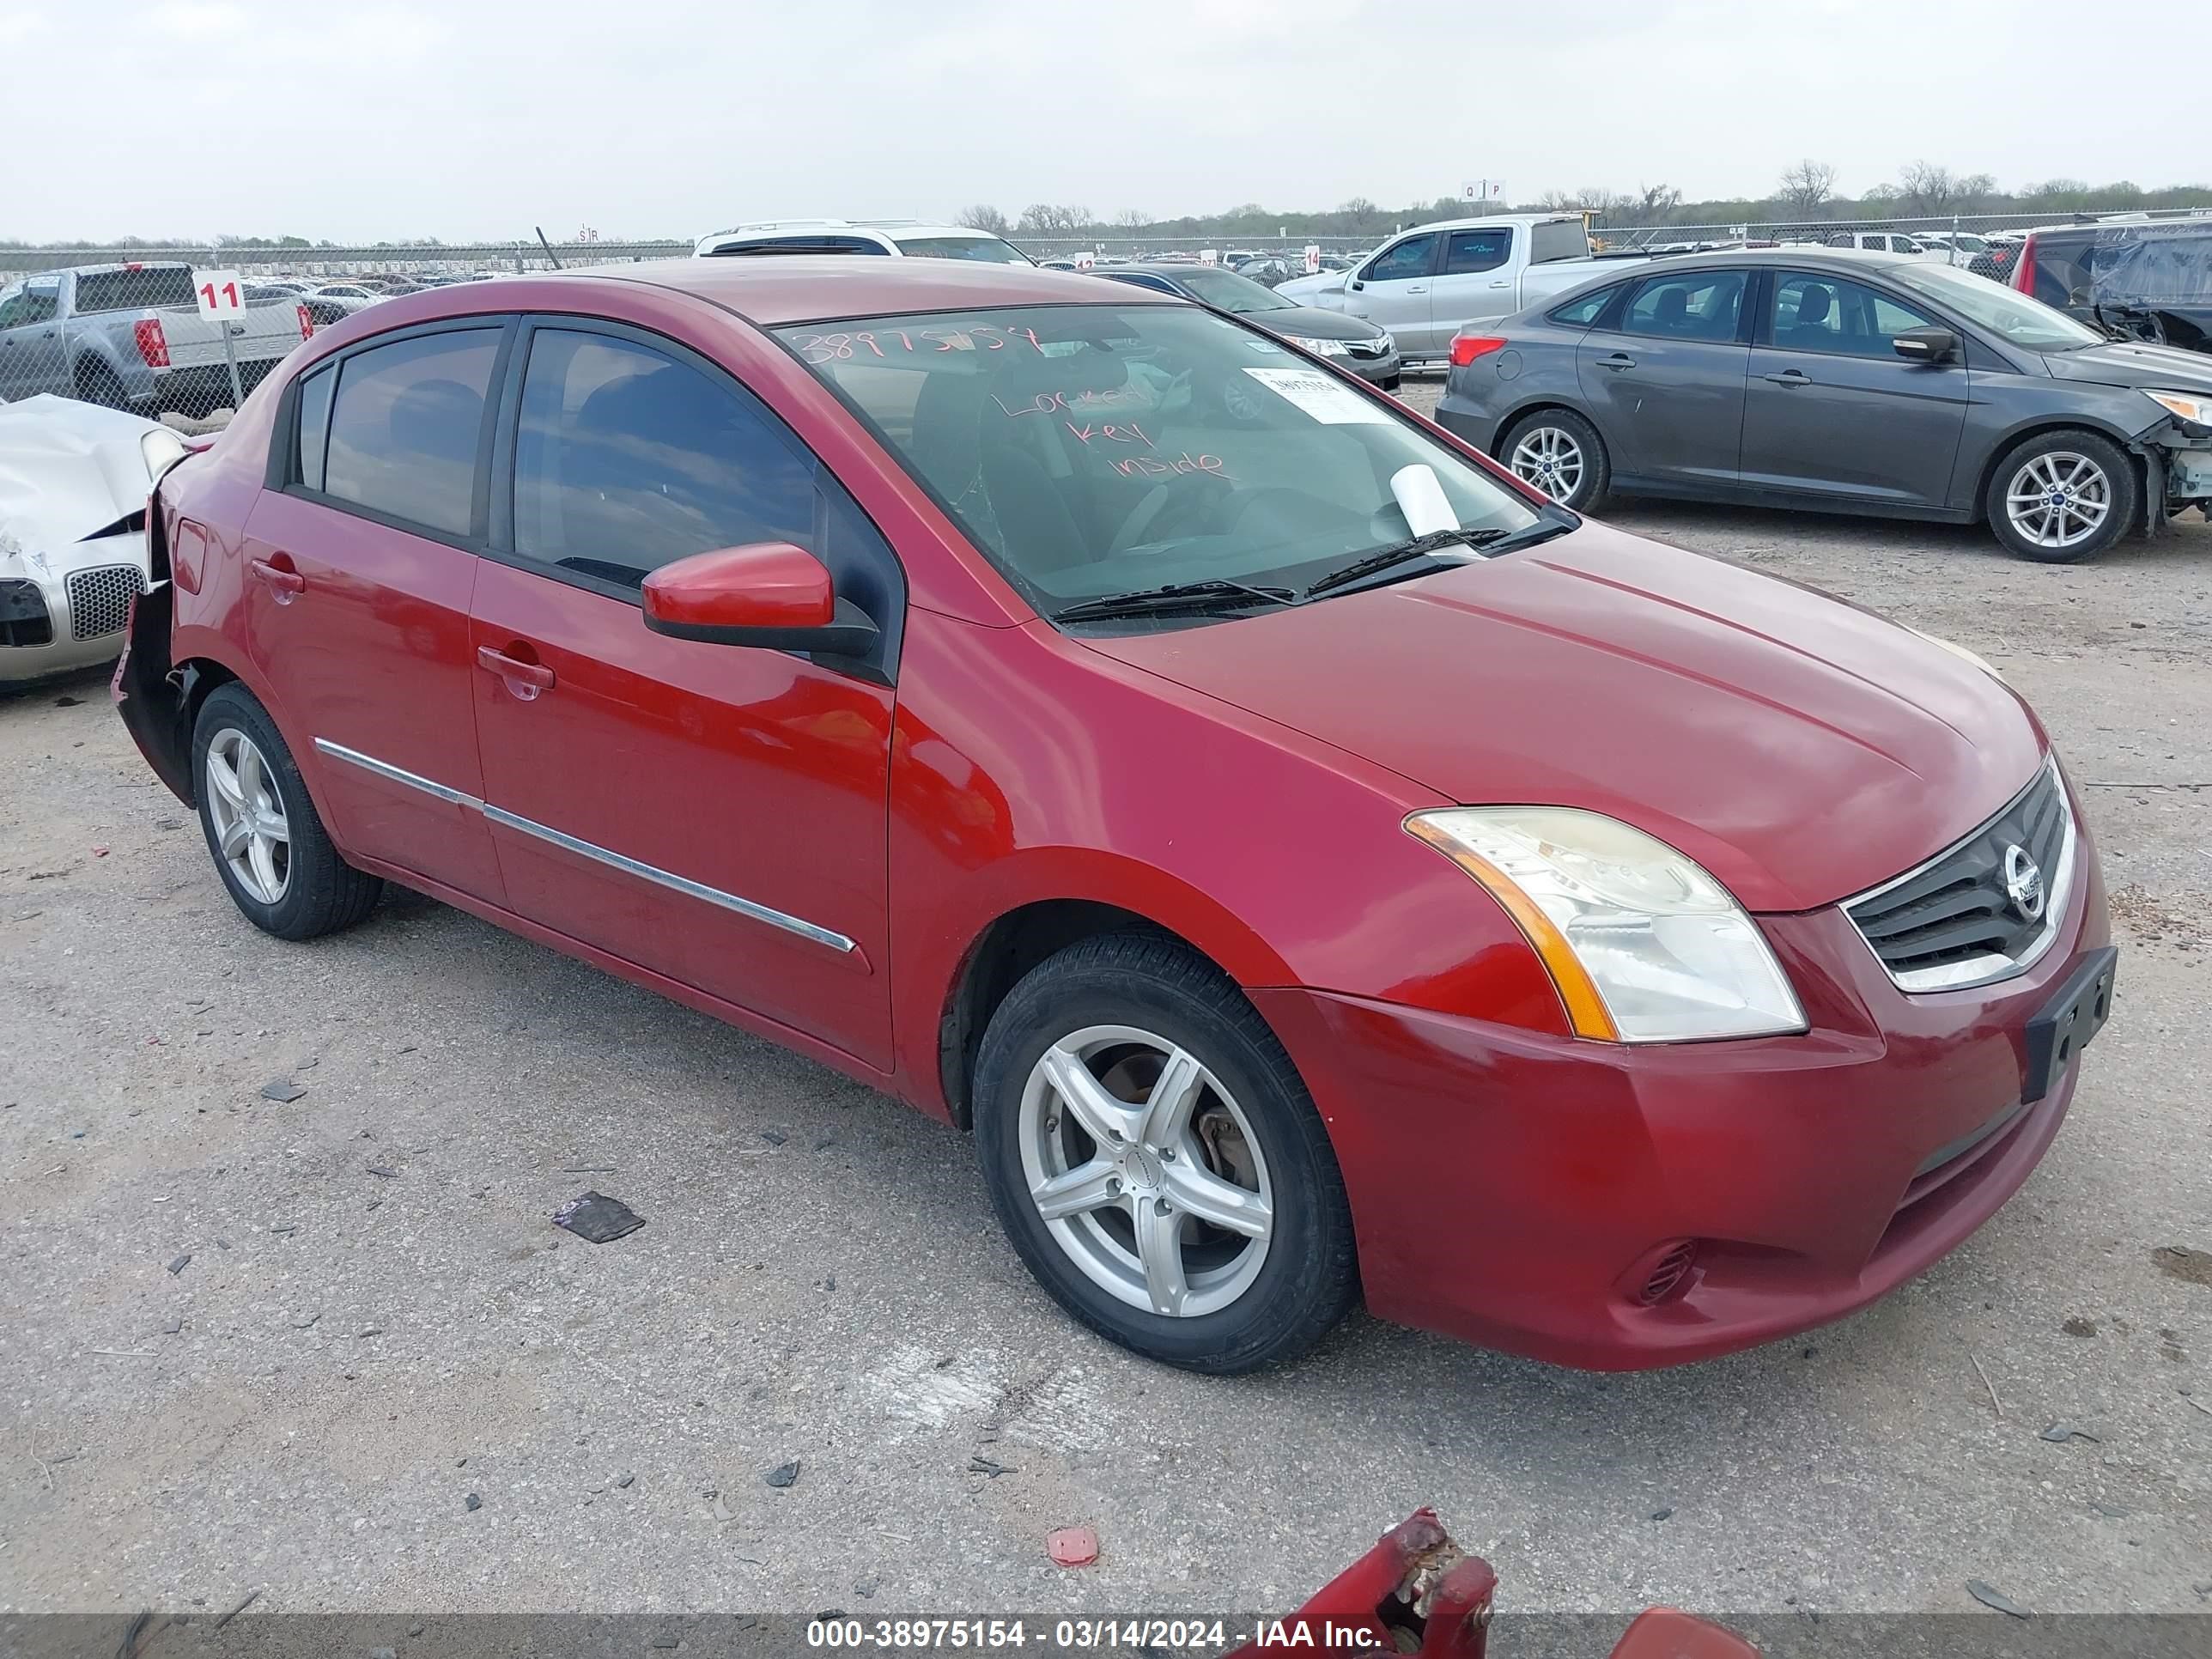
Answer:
[973, 933, 1358, 1373]
[1497, 406, 1610, 512]
[191, 683, 381, 939]
[1984, 428, 2138, 563]
[72, 360, 130, 410]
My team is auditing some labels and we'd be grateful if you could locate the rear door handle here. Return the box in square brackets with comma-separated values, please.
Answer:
[1406, 284, 1429, 294]
[1487, 279, 1512, 288]
[1597, 353, 1637, 370]
[1764, 369, 1812, 387]
[477, 645, 556, 699]
[248, 557, 305, 599]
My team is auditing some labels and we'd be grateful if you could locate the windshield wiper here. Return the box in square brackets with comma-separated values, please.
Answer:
[1301, 528, 1502, 599]
[1050, 579, 1299, 623]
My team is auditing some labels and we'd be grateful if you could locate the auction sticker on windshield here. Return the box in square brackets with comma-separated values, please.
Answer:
[1243, 367, 1390, 424]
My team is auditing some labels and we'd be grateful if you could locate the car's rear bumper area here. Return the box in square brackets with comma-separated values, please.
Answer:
[1250, 842, 2110, 1370]
[1430, 399, 1498, 453]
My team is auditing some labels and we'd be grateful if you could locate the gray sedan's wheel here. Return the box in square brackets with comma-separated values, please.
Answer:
[192, 683, 382, 940]
[974, 934, 1358, 1373]
[1985, 430, 2136, 563]
[1498, 408, 1609, 511]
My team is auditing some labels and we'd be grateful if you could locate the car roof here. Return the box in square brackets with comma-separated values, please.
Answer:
[1599, 246, 1923, 278]
[530, 256, 1171, 326]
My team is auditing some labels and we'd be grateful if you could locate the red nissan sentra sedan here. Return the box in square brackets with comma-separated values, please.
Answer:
[114, 258, 2116, 1373]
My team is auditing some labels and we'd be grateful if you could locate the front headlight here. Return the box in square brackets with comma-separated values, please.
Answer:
[1405, 807, 1807, 1043]
[2143, 388, 2212, 426]
[1285, 335, 1350, 357]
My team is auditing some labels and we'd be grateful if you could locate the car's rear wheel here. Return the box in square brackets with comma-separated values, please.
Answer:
[1986, 430, 2136, 562]
[192, 683, 381, 939]
[1499, 408, 1609, 511]
[973, 934, 1358, 1373]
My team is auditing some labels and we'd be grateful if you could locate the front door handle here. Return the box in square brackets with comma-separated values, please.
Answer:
[1597, 353, 1637, 371]
[1406, 284, 1429, 294]
[477, 644, 556, 701]
[1764, 369, 1812, 387]
[248, 557, 305, 601]
[1488, 279, 1512, 288]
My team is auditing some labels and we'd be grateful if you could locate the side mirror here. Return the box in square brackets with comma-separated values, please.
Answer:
[1893, 326, 1959, 364]
[641, 542, 880, 655]
[1349, 277, 1365, 291]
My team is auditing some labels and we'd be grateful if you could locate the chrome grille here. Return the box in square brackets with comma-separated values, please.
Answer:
[1345, 337, 1390, 357]
[66, 563, 144, 641]
[1844, 762, 2074, 992]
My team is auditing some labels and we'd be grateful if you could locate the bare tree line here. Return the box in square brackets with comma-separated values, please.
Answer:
[957, 165, 2212, 242]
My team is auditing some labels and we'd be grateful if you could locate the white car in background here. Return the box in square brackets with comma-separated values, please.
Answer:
[693, 219, 1033, 264]
[0, 396, 181, 684]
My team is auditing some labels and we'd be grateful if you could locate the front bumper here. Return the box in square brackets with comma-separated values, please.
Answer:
[0, 536, 148, 684]
[1343, 348, 1401, 388]
[1251, 820, 2111, 1370]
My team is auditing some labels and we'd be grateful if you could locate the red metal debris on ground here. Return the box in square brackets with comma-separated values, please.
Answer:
[1228, 1509, 1758, 1659]
[1047, 1525, 1099, 1567]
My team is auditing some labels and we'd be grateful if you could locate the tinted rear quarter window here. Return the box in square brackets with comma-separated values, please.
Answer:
[1549, 287, 1615, 326]
[511, 328, 815, 589]
[75, 269, 197, 313]
[322, 329, 501, 538]
[295, 365, 334, 492]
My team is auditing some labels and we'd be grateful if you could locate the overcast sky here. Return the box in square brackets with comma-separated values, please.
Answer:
[5, 0, 2194, 243]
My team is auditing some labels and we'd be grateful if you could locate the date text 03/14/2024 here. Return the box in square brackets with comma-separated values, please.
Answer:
[804, 1618, 1387, 1650]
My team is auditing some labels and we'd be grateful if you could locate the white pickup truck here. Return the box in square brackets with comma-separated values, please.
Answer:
[0, 263, 312, 417]
[1274, 215, 1634, 365]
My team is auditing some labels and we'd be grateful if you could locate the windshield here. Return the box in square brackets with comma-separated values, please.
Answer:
[1888, 262, 2103, 350]
[781, 305, 1541, 618]
[1173, 268, 1293, 313]
[893, 234, 1033, 265]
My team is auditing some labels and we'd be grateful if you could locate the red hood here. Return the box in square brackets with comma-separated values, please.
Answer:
[1079, 521, 2045, 913]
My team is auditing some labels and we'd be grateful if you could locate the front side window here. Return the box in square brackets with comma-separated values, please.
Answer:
[511, 329, 814, 590]
[780, 305, 1545, 617]
[1623, 270, 1746, 340]
[1444, 230, 1511, 275]
[1770, 273, 1939, 357]
[322, 328, 501, 538]
[1364, 234, 1439, 283]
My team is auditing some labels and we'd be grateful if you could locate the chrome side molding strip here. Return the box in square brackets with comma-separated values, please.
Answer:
[312, 737, 855, 955]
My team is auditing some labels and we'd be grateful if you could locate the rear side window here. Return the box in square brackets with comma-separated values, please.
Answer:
[511, 328, 814, 590]
[1623, 270, 1747, 340]
[322, 328, 501, 538]
[1444, 230, 1511, 275]
[1530, 221, 1589, 265]
[893, 235, 1030, 264]
[75, 268, 196, 313]
[2030, 235, 2093, 307]
[1548, 286, 1616, 326]
[295, 365, 334, 492]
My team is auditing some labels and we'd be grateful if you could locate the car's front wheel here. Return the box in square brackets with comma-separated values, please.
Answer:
[973, 934, 1358, 1373]
[1498, 407, 1610, 511]
[192, 683, 382, 939]
[1986, 429, 2137, 562]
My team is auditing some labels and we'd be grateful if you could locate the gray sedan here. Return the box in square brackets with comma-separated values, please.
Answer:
[1433, 248, 2212, 561]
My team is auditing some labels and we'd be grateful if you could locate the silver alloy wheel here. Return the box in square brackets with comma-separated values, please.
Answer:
[205, 726, 291, 904]
[2005, 451, 2112, 550]
[1509, 425, 1584, 501]
[1018, 1024, 1274, 1318]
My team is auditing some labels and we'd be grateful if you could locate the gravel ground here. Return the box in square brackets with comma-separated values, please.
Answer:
[3, 387, 2209, 1622]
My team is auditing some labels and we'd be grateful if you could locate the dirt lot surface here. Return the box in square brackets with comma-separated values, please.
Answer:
[4, 384, 2209, 1621]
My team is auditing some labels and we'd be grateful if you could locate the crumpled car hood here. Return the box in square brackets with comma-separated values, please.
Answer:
[1079, 520, 2046, 913]
[0, 394, 165, 580]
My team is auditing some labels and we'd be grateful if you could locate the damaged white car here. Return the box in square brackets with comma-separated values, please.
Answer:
[0, 395, 186, 685]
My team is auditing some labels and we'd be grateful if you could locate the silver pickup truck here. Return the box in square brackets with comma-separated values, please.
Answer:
[0, 263, 311, 416]
[1274, 215, 1640, 366]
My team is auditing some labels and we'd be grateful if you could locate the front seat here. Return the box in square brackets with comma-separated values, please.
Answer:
[1788, 283, 1836, 347]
